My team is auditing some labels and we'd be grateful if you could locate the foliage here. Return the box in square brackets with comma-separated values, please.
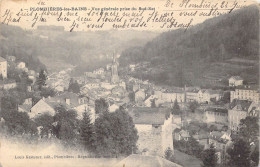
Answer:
[94, 98, 109, 114]
[239, 116, 259, 143]
[119, 6, 259, 86]
[40, 87, 56, 98]
[173, 137, 203, 159]
[189, 101, 199, 113]
[80, 111, 95, 153]
[53, 106, 79, 146]
[94, 109, 138, 157]
[2, 110, 37, 135]
[34, 113, 54, 138]
[171, 100, 181, 115]
[165, 147, 175, 162]
[227, 138, 251, 167]
[68, 78, 80, 94]
[36, 69, 47, 90]
[201, 144, 218, 167]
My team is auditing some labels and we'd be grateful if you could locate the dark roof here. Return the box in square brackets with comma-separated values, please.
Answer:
[206, 108, 228, 114]
[0, 57, 6, 62]
[128, 107, 170, 125]
[113, 154, 182, 167]
[236, 85, 259, 90]
[230, 99, 253, 111]
[230, 76, 243, 80]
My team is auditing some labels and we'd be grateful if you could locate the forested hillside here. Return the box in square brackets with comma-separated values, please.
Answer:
[119, 5, 259, 87]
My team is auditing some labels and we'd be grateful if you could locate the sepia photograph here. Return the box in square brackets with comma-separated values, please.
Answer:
[0, 0, 259, 166]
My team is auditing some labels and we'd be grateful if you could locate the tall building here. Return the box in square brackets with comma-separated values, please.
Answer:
[0, 57, 7, 79]
[111, 53, 119, 83]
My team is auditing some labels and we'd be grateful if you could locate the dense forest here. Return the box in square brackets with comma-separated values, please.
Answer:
[0, 24, 158, 74]
[0, 25, 46, 72]
[119, 5, 259, 87]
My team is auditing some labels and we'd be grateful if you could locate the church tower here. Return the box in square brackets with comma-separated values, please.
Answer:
[111, 53, 119, 83]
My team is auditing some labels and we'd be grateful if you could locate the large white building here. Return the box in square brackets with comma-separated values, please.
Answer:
[229, 76, 243, 87]
[230, 85, 259, 104]
[0, 57, 7, 79]
[128, 107, 173, 157]
[228, 99, 259, 131]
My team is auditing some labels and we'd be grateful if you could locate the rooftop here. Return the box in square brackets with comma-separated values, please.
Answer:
[0, 57, 6, 62]
[230, 99, 253, 111]
[230, 76, 243, 80]
[128, 107, 170, 125]
[206, 108, 228, 114]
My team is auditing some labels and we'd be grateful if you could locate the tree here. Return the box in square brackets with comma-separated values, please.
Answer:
[80, 111, 95, 153]
[94, 109, 138, 157]
[201, 144, 218, 167]
[68, 78, 80, 94]
[2, 110, 37, 136]
[227, 138, 251, 167]
[239, 116, 259, 144]
[95, 98, 109, 114]
[34, 113, 54, 138]
[164, 147, 175, 162]
[36, 69, 47, 90]
[189, 101, 199, 113]
[171, 99, 180, 115]
[53, 106, 79, 146]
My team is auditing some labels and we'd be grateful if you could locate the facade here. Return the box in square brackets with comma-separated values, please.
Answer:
[111, 54, 119, 83]
[230, 85, 259, 104]
[205, 108, 228, 125]
[208, 131, 232, 164]
[135, 89, 146, 102]
[229, 76, 243, 87]
[198, 89, 223, 103]
[128, 107, 173, 157]
[0, 57, 7, 79]
[228, 99, 258, 131]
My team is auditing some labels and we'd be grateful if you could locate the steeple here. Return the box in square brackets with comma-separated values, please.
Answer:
[111, 52, 119, 83]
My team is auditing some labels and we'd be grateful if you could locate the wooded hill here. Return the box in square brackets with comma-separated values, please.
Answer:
[119, 5, 259, 87]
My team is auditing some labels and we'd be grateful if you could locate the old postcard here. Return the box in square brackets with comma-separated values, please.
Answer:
[0, 0, 259, 166]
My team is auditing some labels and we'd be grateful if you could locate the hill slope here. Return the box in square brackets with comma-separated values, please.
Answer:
[119, 5, 259, 87]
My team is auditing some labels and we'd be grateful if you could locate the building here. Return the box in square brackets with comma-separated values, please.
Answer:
[173, 129, 191, 141]
[208, 131, 232, 164]
[205, 108, 228, 125]
[230, 85, 259, 104]
[93, 68, 105, 75]
[228, 99, 259, 131]
[17, 62, 26, 69]
[7, 56, 16, 62]
[229, 76, 243, 87]
[0, 57, 7, 79]
[198, 89, 223, 103]
[135, 89, 146, 102]
[29, 98, 56, 119]
[111, 54, 119, 83]
[186, 88, 199, 102]
[128, 107, 173, 157]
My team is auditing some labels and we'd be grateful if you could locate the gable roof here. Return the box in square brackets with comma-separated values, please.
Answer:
[0, 57, 6, 62]
[230, 99, 253, 111]
[113, 154, 182, 167]
[206, 108, 228, 114]
[128, 107, 170, 125]
[230, 76, 243, 81]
